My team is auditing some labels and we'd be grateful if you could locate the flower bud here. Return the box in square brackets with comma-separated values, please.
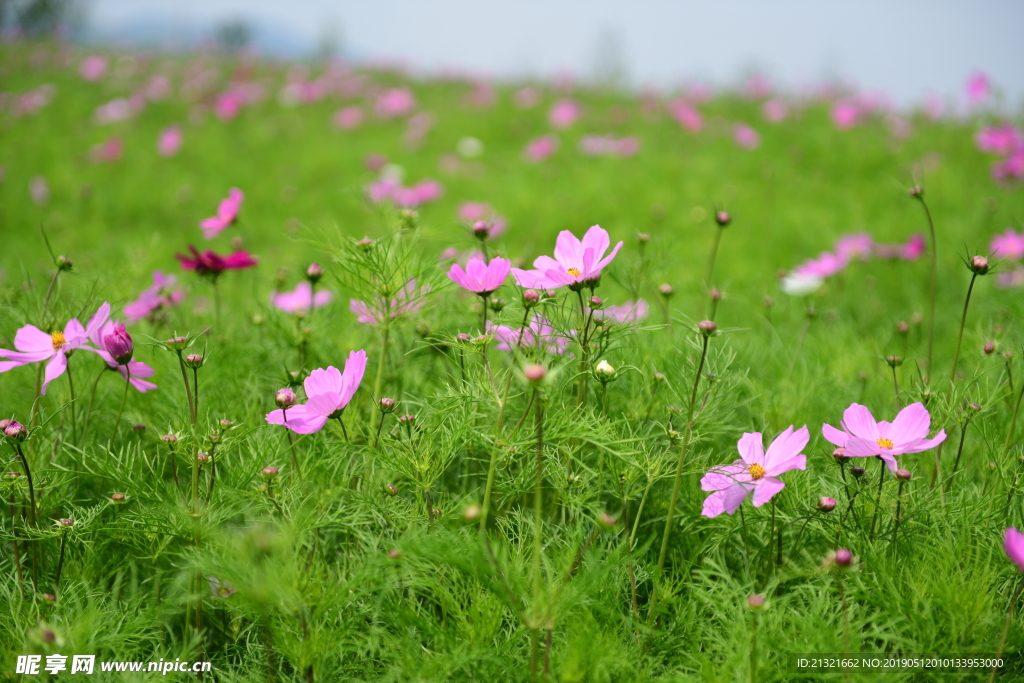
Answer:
[161, 434, 178, 444]
[969, 402, 982, 412]
[56, 255, 73, 270]
[594, 359, 615, 380]
[471, 221, 490, 239]
[850, 466, 865, 478]
[431, 507, 442, 518]
[1006, 351, 1015, 360]
[132, 423, 146, 433]
[897, 321, 910, 335]
[305, 263, 323, 284]
[261, 466, 279, 478]
[356, 238, 374, 250]
[4, 421, 27, 442]
[41, 593, 57, 603]
[597, 512, 617, 530]
[400, 208, 418, 229]
[184, 354, 203, 369]
[384, 483, 399, 497]
[908, 185, 924, 198]
[698, 320, 717, 336]
[276, 388, 296, 408]
[968, 255, 990, 275]
[589, 296, 603, 308]
[463, 504, 482, 521]
[379, 397, 397, 413]
[818, 496, 837, 512]
[166, 336, 188, 350]
[397, 414, 416, 425]
[833, 548, 853, 566]
[102, 324, 134, 365]
[387, 549, 402, 559]
[196, 452, 210, 463]
[220, 419, 233, 428]
[456, 333, 471, 343]
[654, 372, 665, 381]
[5, 471, 22, 478]
[544, 290, 557, 299]
[523, 289, 540, 306]
[658, 283, 674, 297]
[523, 364, 547, 382]
[59, 518, 75, 527]
[832, 447, 849, 462]
[636, 232, 650, 243]
[886, 355, 903, 368]
[984, 341, 996, 355]
[746, 594, 766, 610]
[710, 288, 722, 302]
[489, 298, 506, 312]
[715, 211, 731, 227]
[209, 433, 221, 442]
[110, 493, 126, 503]
[0, 419, 9, 432]
[895, 469, 911, 481]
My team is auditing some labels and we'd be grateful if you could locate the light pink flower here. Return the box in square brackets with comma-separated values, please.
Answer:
[349, 280, 430, 324]
[794, 252, 847, 279]
[200, 188, 244, 239]
[991, 228, 1024, 261]
[333, 106, 364, 129]
[762, 99, 789, 123]
[976, 125, 1023, 156]
[447, 257, 511, 296]
[511, 225, 623, 290]
[157, 125, 183, 157]
[458, 202, 492, 222]
[79, 55, 108, 81]
[733, 124, 760, 150]
[579, 135, 640, 157]
[822, 402, 946, 472]
[90, 138, 122, 163]
[524, 135, 559, 162]
[668, 99, 703, 132]
[124, 271, 185, 323]
[599, 299, 648, 324]
[265, 351, 367, 434]
[548, 99, 581, 129]
[965, 71, 991, 106]
[874, 234, 926, 261]
[214, 91, 244, 121]
[993, 152, 1024, 183]
[701, 426, 809, 517]
[272, 281, 332, 314]
[831, 100, 860, 129]
[375, 88, 415, 118]
[365, 178, 443, 208]
[1006, 528, 1024, 572]
[0, 303, 109, 394]
[835, 233, 874, 261]
[996, 266, 1024, 289]
[487, 316, 570, 355]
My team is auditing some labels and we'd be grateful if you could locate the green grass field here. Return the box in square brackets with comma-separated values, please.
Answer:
[2, 40, 1024, 681]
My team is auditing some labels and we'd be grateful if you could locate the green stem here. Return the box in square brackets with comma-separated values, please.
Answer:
[891, 480, 906, 555]
[950, 272, 977, 384]
[944, 420, 971, 493]
[870, 458, 886, 536]
[480, 370, 514, 531]
[705, 225, 724, 289]
[1001, 380, 1024, 517]
[532, 390, 544, 598]
[109, 367, 130, 444]
[370, 322, 391, 435]
[79, 365, 106, 447]
[915, 195, 938, 383]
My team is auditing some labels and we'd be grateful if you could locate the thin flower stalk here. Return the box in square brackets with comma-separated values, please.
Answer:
[911, 190, 938, 382]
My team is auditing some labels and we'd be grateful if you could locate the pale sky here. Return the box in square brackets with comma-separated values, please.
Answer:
[86, 0, 1024, 105]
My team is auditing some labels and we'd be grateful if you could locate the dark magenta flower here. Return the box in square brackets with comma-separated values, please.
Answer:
[102, 324, 133, 365]
[176, 245, 258, 278]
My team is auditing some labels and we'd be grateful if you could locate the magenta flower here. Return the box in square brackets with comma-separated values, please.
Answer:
[350, 280, 430, 325]
[487, 316, 571, 355]
[733, 124, 760, 150]
[835, 233, 874, 261]
[366, 178, 443, 208]
[271, 281, 332, 314]
[157, 125, 183, 157]
[265, 351, 367, 434]
[514, 86, 541, 109]
[965, 71, 991, 106]
[822, 402, 946, 472]
[0, 303, 110, 394]
[103, 324, 133, 365]
[1005, 528, 1024, 572]
[668, 99, 703, 132]
[991, 228, 1024, 261]
[598, 299, 648, 324]
[374, 88, 415, 118]
[511, 225, 623, 290]
[524, 135, 559, 162]
[124, 271, 184, 323]
[975, 125, 1023, 156]
[83, 310, 157, 392]
[200, 188, 244, 239]
[794, 252, 847, 279]
[701, 426, 809, 517]
[993, 151, 1024, 183]
[176, 246, 257, 278]
[448, 257, 511, 296]
[79, 55, 108, 81]
[333, 106, 364, 130]
[548, 99, 581, 129]
[831, 100, 861, 129]
[458, 202, 492, 222]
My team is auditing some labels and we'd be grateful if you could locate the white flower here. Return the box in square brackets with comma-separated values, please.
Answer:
[595, 359, 616, 378]
[781, 272, 823, 297]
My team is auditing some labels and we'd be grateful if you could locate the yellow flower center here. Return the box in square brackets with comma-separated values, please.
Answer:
[877, 438, 894, 449]
[566, 267, 581, 277]
[51, 331, 66, 351]
[748, 463, 766, 480]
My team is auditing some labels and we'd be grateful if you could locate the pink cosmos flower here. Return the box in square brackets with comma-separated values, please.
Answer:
[374, 88, 415, 118]
[668, 99, 703, 132]
[458, 202, 491, 222]
[214, 91, 244, 121]
[822, 402, 946, 472]
[271, 281, 332, 314]
[200, 188, 244, 239]
[157, 126, 183, 157]
[965, 71, 991, 106]
[831, 100, 860, 129]
[487, 316, 571, 355]
[993, 152, 1024, 183]
[975, 125, 1023, 156]
[333, 106, 364, 130]
[991, 228, 1024, 261]
[82, 310, 158, 393]
[733, 124, 760, 150]
[447, 257, 511, 296]
[835, 233, 874, 261]
[762, 99, 789, 123]
[1006, 528, 1024, 572]
[0, 303, 110, 394]
[874, 234, 926, 261]
[365, 178, 443, 208]
[511, 225, 624, 290]
[996, 266, 1024, 289]
[79, 55, 108, 81]
[349, 280, 430, 324]
[90, 138, 122, 164]
[700, 426, 809, 517]
[524, 135, 559, 162]
[794, 252, 847, 279]
[548, 99, 581, 129]
[265, 351, 367, 434]
[176, 246, 257, 278]
[124, 271, 185, 323]
[598, 299, 648, 324]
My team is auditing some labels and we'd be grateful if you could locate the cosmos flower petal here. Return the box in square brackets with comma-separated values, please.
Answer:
[1005, 528, 1024, 572]
[842, 403, 879, 440]
[41, 351, 68, 395]
[822, 423, 848, 447]
[737, 432, 765, 466]
[888, 402, 931, 446]
[751, 477, 786, 507]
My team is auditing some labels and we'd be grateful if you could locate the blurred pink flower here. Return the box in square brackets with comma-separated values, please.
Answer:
[349, 280, 430, 324]
[733, 124, 760, 150]
[965, 71, 991, 106]
[762, 99, 789, 123]
[874, 234, 925, 261]
[29, 176, 49, 206]
[458, 202, 491, 222]
[548, 99, 581, 129]
[176, 246, 257, 277]
[743, 74, 773, 99]
[214, 91, 244, 121]
[79, 55, 108, 81]
[1005, 528, 1024, 572]
[885, 114, 912, 141]
[514, 86, 541, 109]
[997, 266, 1024, 289]
[991, 228, 1024, 261]
[142, 74, 171, 101]
[200, 188, 244, 239]
[701, 426, 808, 517]
[448, 256, 511, 296]
[272, 281, 332, 314]
[124, 271, 185, 323]
[975, 125, 1023, 156]
[333, 106, 364, 130]
[992, 152, 1024, 183]
[823, 402, 945, 472]
[488, 316, 570, 355]
[265, 351, 367, 434]
[157, 125, 183, 157]
[364, 153, 388, 172]
[524, 135, 559, 162]
[668, 99, 703, 132]
[90, 137, 123, 163]
[403, 112, 435, 148]
[831, 100, 860, 129]
[512, 225, 623, 290]
[95, 97, 144, 124]
[794, 252, 847, 278]
[374, 87, 415, 118]
[599, 299, 648, 324]
[366, 178, 443, 208]
[835, 233, 874, 261]
[579, 135, 640, 157]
